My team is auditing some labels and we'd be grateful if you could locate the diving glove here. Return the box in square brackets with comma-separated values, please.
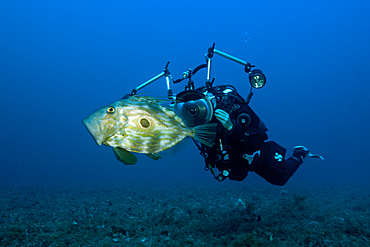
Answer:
[215, 109, 233, 131]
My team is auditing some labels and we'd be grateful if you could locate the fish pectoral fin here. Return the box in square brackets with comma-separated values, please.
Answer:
[146, 153, 162, 161]
[113, 147, 138, 165]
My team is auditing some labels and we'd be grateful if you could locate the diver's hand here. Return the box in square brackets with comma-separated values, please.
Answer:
[215, 109, 233, 131]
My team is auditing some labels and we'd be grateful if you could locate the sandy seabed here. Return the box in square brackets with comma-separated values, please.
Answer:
[0, 183, 369, 246]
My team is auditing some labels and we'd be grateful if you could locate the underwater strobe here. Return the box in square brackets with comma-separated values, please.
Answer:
[212, 46, 266, 89]
[249, 69, 266, 89]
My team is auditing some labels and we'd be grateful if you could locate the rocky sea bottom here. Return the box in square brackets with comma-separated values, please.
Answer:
[1, 183, 369, 246]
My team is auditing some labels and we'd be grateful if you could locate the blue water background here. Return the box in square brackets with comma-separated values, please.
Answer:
[1, 0, 369, 188]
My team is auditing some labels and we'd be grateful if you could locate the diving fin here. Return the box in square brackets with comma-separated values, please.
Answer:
[293, 146, 324, 161]
[307, 153, 324, 160]
[113, 147, 138, 165]
[193, 123, 218, 147]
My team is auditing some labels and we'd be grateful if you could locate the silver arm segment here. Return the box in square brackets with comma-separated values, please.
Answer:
[214, 49, 247, 65]
[134, 71, 165, 91]
[131, 62, 172, 97]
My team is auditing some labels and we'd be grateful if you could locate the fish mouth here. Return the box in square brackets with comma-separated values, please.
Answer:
[82, 117, 104, 146]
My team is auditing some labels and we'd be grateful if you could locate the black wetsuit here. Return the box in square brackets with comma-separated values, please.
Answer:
[198, 85, 302, 186]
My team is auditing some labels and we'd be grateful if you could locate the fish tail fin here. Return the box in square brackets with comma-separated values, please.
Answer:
[193, 123, 218, 147]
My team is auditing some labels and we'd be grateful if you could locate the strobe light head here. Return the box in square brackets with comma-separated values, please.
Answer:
[249, 69, 266, 89]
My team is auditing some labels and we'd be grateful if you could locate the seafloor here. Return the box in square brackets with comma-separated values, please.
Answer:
[1, 183, 369, 246]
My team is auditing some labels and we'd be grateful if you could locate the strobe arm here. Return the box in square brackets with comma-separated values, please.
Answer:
[213, 49, 255, 73]
[131, 62, 174, 98]
[206, 43, 255, 75]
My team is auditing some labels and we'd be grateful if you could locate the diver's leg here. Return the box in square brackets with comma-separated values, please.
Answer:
[252, 159, 298, 186]
[251, 142, 309, 186]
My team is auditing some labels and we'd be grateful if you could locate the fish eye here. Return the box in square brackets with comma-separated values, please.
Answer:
[140, 118, 150, 128]
[107, 107, 115, 114]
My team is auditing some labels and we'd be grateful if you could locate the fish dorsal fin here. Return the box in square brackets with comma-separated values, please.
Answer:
[129, 95, 169, 105]
[113, 147, 138, 165]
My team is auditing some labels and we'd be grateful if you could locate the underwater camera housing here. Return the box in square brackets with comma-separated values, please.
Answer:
[128, 43, 266, 127]
[173, 90, 214, 127]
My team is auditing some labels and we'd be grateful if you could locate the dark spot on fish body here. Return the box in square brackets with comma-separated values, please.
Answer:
[140, 118, 150, 128]
[107, 106, 115, 114]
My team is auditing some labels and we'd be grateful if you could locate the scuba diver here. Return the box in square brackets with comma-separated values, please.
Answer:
[172, 44, 323, 185]
[192, 84, 313, 185]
